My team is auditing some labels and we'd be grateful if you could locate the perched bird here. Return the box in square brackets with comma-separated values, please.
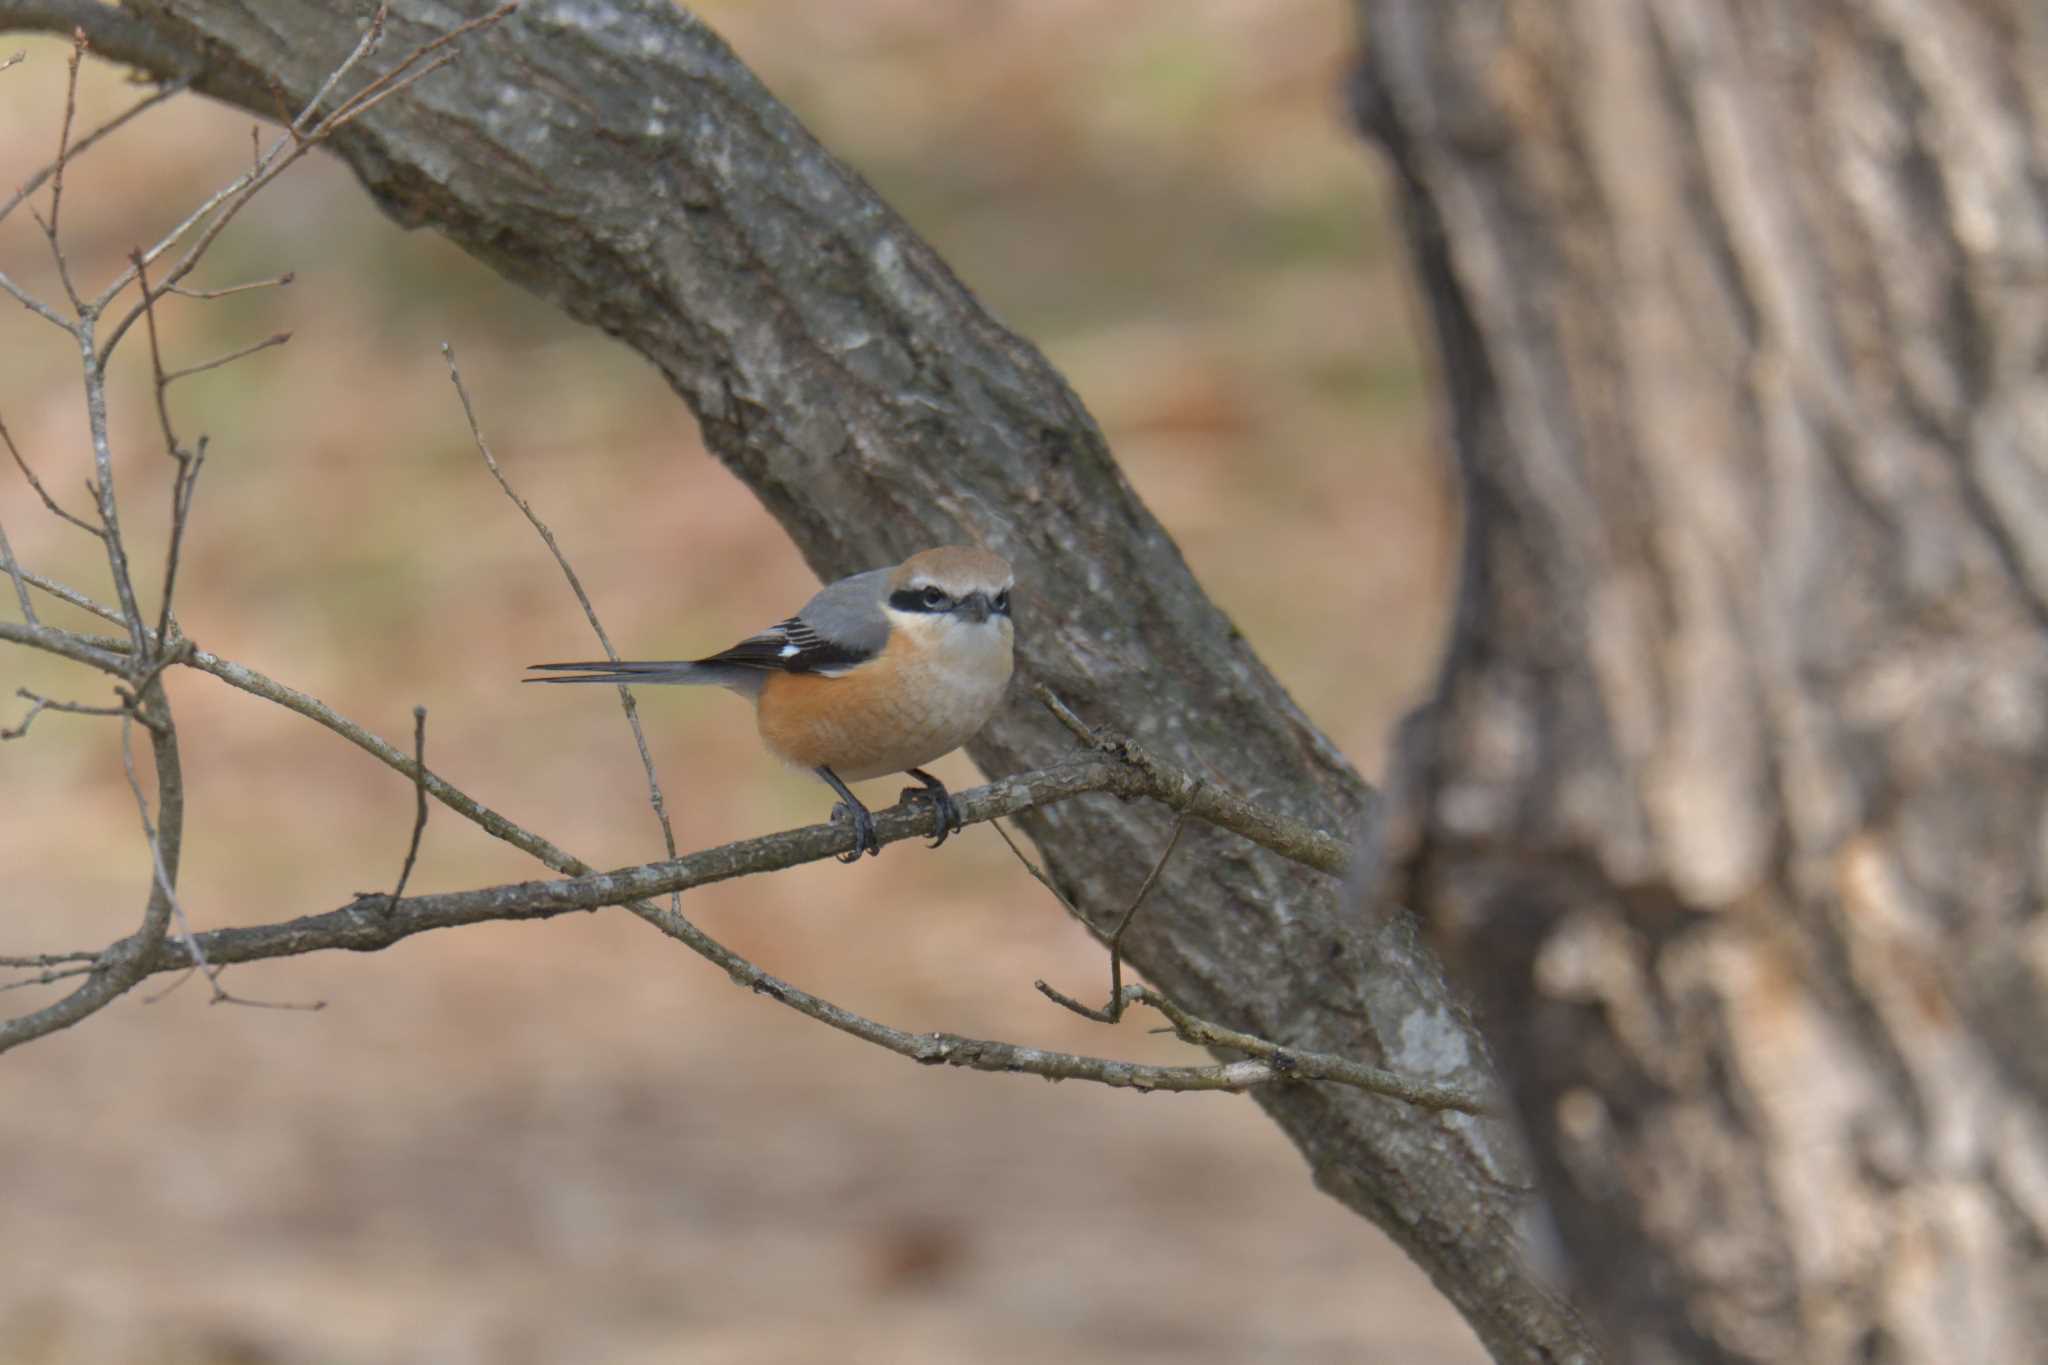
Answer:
[528, 546, 1015, 862]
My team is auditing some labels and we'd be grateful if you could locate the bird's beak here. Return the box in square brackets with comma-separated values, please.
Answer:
[957, 593, 991, 623]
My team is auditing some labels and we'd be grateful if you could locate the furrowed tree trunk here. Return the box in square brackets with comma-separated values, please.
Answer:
[1354, 1, 2048, 1359]
[0, 2, 1601, 1359]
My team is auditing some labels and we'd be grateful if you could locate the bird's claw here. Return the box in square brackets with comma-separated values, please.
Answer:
[829, 799, 881, 862]
[899, 774, 963, 850]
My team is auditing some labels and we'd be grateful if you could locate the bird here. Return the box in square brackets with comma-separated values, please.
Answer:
[527, 545, 1014, 863]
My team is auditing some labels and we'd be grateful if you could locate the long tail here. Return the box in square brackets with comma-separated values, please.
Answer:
[525, 659, 720, 685]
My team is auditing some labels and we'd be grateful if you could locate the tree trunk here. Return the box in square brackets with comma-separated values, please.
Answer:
[1355, 1, 2048, 1359]
[0, 1, 1600, 1359]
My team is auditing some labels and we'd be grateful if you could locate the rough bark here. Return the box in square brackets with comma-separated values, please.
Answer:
[1355, 1, 2048, 1359]
[0, 2, 1597, 1360]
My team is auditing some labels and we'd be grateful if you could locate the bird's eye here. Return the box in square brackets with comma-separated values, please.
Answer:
[921, 586, 949, 610]
[993, 589, 1011, 614]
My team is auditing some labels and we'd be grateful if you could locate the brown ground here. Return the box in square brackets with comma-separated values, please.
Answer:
[0, 3, 1484, 1361]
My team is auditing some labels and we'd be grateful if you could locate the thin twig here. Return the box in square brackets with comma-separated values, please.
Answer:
[0, 266, 72, 332]
[0, 72, 189, 232]
[2, 687, 126, 740]
[87, 13, 388, 316]
[0, 517, 35, 625]
[2, 964, 94, 993]
[130, 248, 182, 455]
[128, 249, 210, 654]
[19, 565, 123, 626]
[1003, 777, 1487, 1111]
[1133, 985, 1489, 1112]
[116, 711, 320, 1013]
[383, 706, 431, 910]
[160, 331, 291, 386]
[1032, 684, 1352, 875]
[1030, 798, 1194, 1024]
[990, 817, 1120, 1022]
[37, 30, 87, 312]
[166, 272, 295, 300]
[1, 411, 103, 537]
[293, 2, 388, 131]
[119, 711, 216, 995]
[0, 951, 99, 968]
[314, 5, 514, 135]
[154, 435, 201, 658]
[1102, 799, 1193, 1009]
[0, 51, 22, 74]
[444, 342, 683, 904]
[91, 4, 516, 357]
[78, 315, 150, 665]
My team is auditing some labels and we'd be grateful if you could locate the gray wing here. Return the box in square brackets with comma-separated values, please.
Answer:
[788, 567, 892, 667]
[526, 568, 893, 688]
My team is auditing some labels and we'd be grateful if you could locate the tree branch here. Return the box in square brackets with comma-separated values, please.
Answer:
[0, 675, 181, 1052]
[7, 749, 1483, 1111]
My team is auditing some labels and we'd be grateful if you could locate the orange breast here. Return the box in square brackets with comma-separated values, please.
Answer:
[754, 624, 1011, 782]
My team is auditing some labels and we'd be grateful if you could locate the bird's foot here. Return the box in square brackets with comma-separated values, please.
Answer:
[900, 768, 962, 849]
[829, 799, 881, 863]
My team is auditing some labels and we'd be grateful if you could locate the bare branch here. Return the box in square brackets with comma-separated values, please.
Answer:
[1, 963, 93, 993]
[1, 687, 125, 739]
[160, 330, 290, 386]
[36, 28, 86, 311]
[0, 50, 21, 73]
[444, 342, 682, 898]
[77, 323, 150, 664]
[128, 248, 208, 652]
[1034, 684, 1351, 874]
[116, 707, 312, 1013]
[312, 5, 514, 137]
[0, 624, 1435, 1100]
[291, 1, 387, 133]
[0, 74, 188, 232]
[151, 435, 201, 655]
[119, 709, 206, 973]
[1129, 985, 1492, 1113]
[1, 411, 103, 536]
[0, 618, 132, 674]
[382, 705, 430, 910]
[176, 640, 591, 873]
[0, 516, 35, 625]
[130, 248, 185, 454]
[0, 674, 182, 1053]
[14, 566, 119, 626]
[1028, 797, 1194, 1025]
[88, 5, 513, 363]
[0, 265, 71, 331]
[166, 271, 294, 300]
[0, 951, 97, 968]
[14, 753, 1476, 1108]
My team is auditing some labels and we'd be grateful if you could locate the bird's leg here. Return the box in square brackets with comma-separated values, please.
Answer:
[815, 765, 880, 862]
[899, 767, 962, 850]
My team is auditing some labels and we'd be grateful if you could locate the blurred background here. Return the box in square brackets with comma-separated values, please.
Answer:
[0, 2, 1472, 1361]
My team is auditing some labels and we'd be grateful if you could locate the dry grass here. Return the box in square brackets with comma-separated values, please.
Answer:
[0, 3, 1476, 1361]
